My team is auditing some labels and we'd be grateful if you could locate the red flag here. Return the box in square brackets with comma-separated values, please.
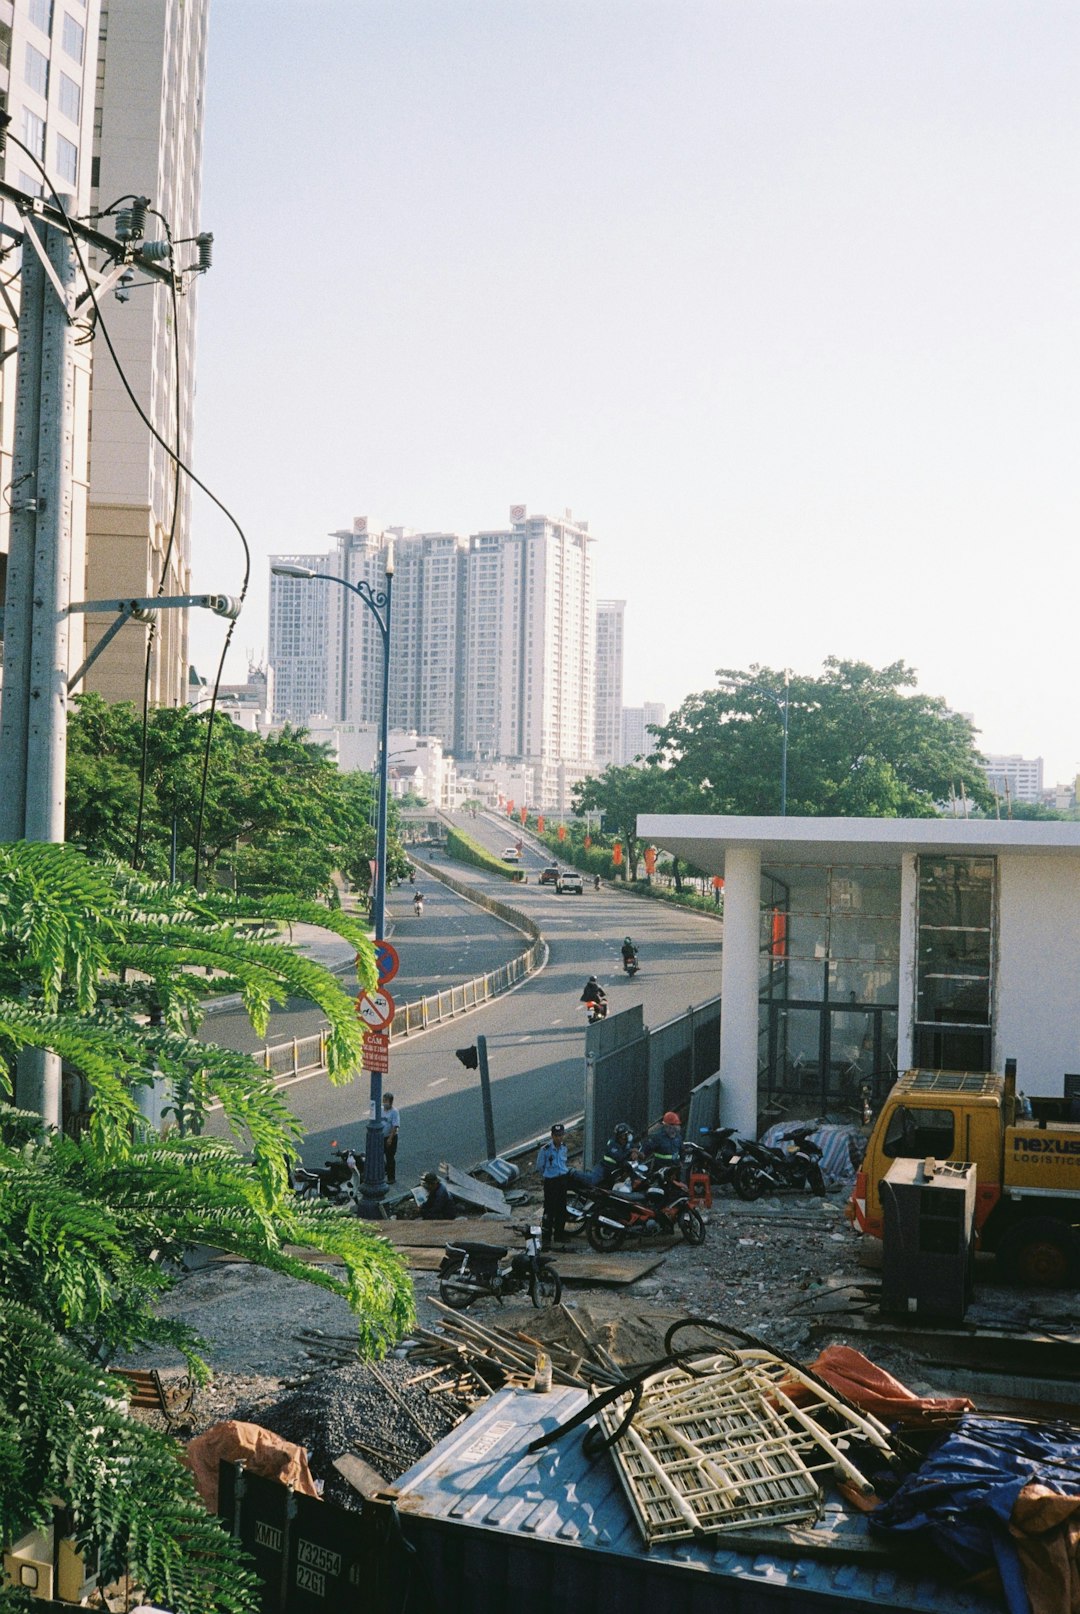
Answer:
[643, 846, 657, 876]
[771, 908, 787, 957]
[520, 806, 527, 824]
[558, 824, 566, 842]
[612, 842, 623, 866]
[537, 815, 545, 833]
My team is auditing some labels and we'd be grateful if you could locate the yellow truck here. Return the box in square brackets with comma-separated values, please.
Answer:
[849, 1064, 1080, 1285]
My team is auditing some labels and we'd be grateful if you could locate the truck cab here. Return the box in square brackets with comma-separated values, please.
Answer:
[851, 1068, 1080, 1285]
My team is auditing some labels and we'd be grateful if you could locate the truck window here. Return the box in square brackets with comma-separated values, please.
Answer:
[882, 1105, 955, 1160]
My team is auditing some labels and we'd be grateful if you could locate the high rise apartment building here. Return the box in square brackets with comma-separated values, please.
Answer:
[268, 553, 336, 722]
[83, 0, 210, 707]
[981, 753, 1044, 806]
[0, 0, 102, 673]
[269, 507, 598, 807]
[622, 701, 666, 763]
[594, 600, 625, 766]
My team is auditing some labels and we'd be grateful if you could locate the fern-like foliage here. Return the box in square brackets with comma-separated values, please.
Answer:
[0, 844, 414, 1613]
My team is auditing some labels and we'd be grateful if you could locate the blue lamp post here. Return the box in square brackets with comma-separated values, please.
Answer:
[272, 550, 394, 1215]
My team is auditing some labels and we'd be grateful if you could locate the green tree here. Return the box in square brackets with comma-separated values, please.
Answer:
[0, 841, 414, 1612]
[66, 696, 412, 901]
[572, 763, 680, 879]
[652, 659, 992, 818]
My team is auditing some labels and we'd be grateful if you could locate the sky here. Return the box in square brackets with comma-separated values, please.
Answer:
[189, 0, 1080, 783]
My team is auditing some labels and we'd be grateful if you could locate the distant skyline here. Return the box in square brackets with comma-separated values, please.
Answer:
[187, 1, 1079, 782]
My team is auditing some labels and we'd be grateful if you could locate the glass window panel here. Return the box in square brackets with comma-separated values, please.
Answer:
[783, 865, 830, 912]
[29, 0, 52, 33]
[58, 71, 81, 122]
[829, 866, 902, 915]
[829, 914, 900, 960]
[22, 108, 45, 160]
[61, 11, 84, 63]
[55, 133, 77, 183]
[883, 1105, 955, 1160]
[918, 858, 994, 929]
[782, 958, 827, 1001]
[25, 42, 49, 95]
[919, 929, 991, 970]
[782, 912, 830, 958]
[830, 957, 900, 1004]
[917, 974, 990, 1023]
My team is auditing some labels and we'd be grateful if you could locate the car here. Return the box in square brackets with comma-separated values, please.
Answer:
[557, 871, 584, 894]
[501, 847, 521, 862]
[538, 865, 560, 886]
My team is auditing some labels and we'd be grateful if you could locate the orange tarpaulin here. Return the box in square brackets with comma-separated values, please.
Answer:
[799, 1344, 975, 1427]
[1009, 1483, 1080, 1614]
[183, 1420, 320, 1512]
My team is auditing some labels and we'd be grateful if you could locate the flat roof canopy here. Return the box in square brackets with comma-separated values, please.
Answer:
[636, 815, 1080, 876]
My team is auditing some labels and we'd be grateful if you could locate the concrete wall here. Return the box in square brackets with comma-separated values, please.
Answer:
[995, 851, 1080, 1094]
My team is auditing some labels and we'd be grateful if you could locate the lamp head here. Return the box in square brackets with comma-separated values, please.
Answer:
[271, 563, 317, 580]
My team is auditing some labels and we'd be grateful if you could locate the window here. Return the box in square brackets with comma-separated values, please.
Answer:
[25, 42, 49, 96]
[61, 12, 84, 64]
[58, 71, 81, 122]
[55, 133, 78, 185]
[22, 108, 46, 161]
[882, 1104, 955, 1162]
[29, 0, 53, 33]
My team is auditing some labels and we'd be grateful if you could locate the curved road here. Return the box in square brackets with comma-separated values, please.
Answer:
[250, 813, 725, 1188]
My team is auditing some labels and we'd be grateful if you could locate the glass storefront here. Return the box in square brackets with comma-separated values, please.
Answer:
[759, 864, 901, 1113]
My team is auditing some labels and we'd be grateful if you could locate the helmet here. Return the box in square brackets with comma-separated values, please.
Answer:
[662, 1111, 680, 1127]
[614, 1122, 631, 1139]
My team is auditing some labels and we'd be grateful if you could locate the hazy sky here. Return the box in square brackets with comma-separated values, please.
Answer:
[189, 1, 1079, 781]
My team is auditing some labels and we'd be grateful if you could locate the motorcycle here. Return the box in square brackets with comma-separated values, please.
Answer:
[693, 1124, 742, 1188]
[413, 892, 424, 917]
[733, 1125, 826, 1200]
[291, 1143, 364, 1207]
[585, 1163, 706, 1252]
[582, 998, 608, 1023]
[622, 952, 639, 977]
[438, 1224, 562, 1310]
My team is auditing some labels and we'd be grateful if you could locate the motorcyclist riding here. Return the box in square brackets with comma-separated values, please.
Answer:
[621, 937, 638, 971]
[580, 975, 608, 1020]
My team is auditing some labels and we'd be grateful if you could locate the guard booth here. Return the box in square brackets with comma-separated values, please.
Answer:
[880, 1158, 977, 1324]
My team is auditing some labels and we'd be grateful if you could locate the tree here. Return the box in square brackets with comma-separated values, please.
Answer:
[572, 763, 680, 880]
[652, 660, 992, 818]
[66, 695, 412, 900]
[0, 841, 414, 1612]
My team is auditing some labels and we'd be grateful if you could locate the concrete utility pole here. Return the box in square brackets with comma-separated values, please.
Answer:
[0, 182, 205, 1125]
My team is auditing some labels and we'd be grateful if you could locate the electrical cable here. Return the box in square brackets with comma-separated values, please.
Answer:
[6, 133, 249, 888]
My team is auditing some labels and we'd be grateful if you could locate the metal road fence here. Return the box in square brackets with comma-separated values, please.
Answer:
[584, 994, 722, 1165]
[258, 871, 542, 1081]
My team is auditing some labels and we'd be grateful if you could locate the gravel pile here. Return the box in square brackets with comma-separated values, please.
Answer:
[231, 1357, 472, 1510]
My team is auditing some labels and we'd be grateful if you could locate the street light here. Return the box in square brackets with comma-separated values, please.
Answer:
[722, 670, 790, 816]
[271, 552, 394, 1216]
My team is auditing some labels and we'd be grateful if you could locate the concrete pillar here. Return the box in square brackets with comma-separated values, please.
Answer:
[719, 845, 762, 1137]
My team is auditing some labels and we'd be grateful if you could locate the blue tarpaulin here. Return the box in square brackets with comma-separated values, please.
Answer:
[871, 1415, 1080, 1614]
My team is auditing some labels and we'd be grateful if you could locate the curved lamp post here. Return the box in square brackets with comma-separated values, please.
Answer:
[271, 552, 394, 1215]
[722, 669, 790, 816]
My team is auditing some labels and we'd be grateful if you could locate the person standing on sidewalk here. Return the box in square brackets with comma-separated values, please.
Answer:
[381, 1092, 400, 1185]
[536, 1122, 569, 1248]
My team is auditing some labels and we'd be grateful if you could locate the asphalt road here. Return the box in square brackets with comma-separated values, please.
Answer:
[240, 812, 726, 1188]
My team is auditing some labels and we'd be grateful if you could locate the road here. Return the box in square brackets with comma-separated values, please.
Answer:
[208, 813, 725, 1188]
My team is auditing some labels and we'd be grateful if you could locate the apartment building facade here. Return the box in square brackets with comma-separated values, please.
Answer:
[83, 0, 210, 707]
[594, 599, 625, 767]
[269, 507, 601, 809]
[622, 700, 666, 763]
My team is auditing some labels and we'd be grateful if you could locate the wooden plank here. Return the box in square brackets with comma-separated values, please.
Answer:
[333, 1453, 394, 1501]
[392, 1244, 665, 1284]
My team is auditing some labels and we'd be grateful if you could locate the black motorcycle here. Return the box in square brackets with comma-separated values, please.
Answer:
[622, 952, 639, 977]
[693, 1124, 741, 1188]
[291, 1144, 364, 1207]
[438, 1224, 562, 1310]
[733, 1125, 826, 1200]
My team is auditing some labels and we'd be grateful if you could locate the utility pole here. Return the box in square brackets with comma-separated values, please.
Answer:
[0, 180, 209, 1125]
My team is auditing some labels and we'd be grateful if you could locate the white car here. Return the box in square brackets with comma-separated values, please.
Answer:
[501, 846, 521, 862]
[557, 871, 584, 894]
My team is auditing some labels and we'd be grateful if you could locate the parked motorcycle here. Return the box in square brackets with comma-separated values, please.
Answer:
[692, 1124, 742, 1188]
[438, 1224, 562, 1310]
[733, 1125, 826, 1200]
[291, 1143, 364, 1207]
[585, 1163, 706, 1251]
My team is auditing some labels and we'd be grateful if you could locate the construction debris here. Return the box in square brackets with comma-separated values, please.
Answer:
[594, 1347, 898, 1546]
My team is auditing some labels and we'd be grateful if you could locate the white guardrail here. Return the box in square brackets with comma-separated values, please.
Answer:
[258, 864, 543, 1083]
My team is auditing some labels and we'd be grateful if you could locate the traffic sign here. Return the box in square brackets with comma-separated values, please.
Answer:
[362, 1031, 390, 1073]
[355, 987, 395, 1032]
[374, 941, 399, 985]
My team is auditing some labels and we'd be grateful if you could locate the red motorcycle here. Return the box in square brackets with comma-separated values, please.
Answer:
[585, 1163, 705, 1251]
